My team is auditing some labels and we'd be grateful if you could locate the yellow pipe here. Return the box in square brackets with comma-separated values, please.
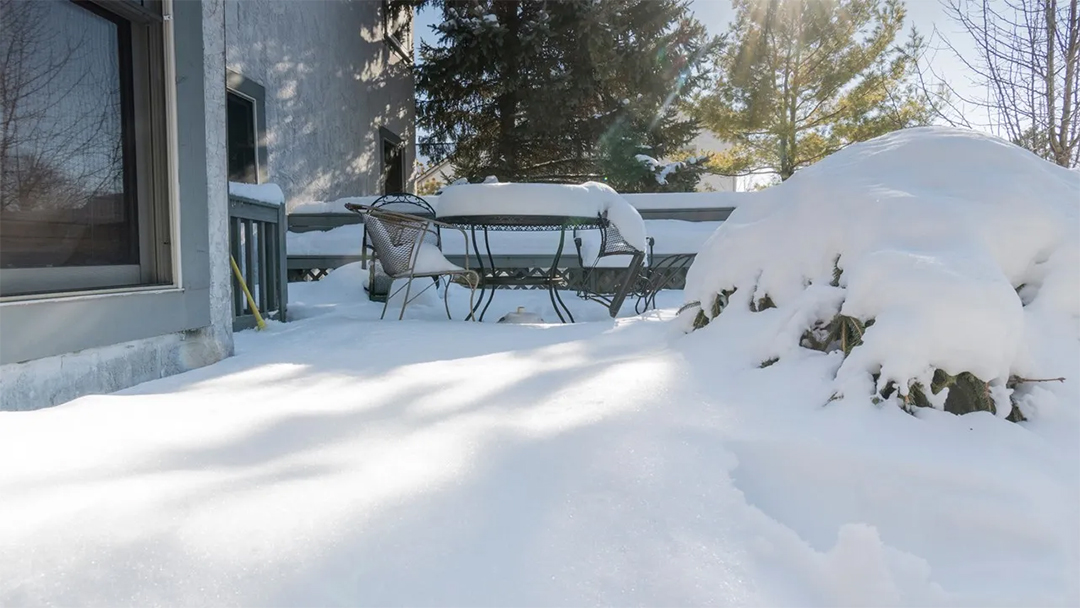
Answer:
[231, 255, 267, 330]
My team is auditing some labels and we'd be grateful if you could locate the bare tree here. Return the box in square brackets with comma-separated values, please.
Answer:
[923, 0, 1080, 167]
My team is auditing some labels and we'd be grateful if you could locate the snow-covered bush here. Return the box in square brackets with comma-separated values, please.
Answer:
[682, 127, 1079, 421]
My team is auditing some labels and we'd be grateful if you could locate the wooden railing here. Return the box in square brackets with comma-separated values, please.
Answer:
[285, 205, 732, 287]
[229, 193, 288, 330]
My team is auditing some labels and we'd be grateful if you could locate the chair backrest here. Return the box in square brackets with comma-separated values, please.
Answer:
[372, 193, 436, 218]
[598, 221, 641, 258]
[363, 209, 438, 277]
[363, 194, 438, 268]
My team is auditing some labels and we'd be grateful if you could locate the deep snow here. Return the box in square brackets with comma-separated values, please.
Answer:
[2, 128, 1077, 607]
[0, 268, 1076, 606]
[685, 127, 1080, 418]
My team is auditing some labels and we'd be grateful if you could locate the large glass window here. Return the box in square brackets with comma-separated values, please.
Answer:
[0, 0, 170, 297]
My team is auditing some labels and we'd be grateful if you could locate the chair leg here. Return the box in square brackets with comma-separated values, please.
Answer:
[380, 292, 391, 320]
[398, 276, 415, 320]
[442, 275, 453, 320]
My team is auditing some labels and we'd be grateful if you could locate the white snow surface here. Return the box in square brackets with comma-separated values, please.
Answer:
[228, 181, 285, 206]
[436, 182, 648, 251]
[0, 262, 1077, 606]
[287, 191, 743, 216]
[290, 196, 383, 214]
[685, 127, 1080, 410]
[286, 219, 720, 262]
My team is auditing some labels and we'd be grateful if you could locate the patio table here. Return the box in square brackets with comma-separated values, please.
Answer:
[436, 214, 607, 323]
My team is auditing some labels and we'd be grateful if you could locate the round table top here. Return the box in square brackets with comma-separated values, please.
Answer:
[436, 214, 607, 232]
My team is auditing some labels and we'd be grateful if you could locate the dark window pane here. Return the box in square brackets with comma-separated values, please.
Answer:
[383, 140, 404, 194]
[227, 92, 257, 184]
[0, 0, 138, 269]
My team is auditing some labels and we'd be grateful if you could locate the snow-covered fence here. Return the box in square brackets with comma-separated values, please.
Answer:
[229, 191, 288, 329]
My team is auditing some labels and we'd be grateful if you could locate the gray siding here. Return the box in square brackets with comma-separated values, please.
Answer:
[0, 0, 233, 410]
[224, 0, 415, 211]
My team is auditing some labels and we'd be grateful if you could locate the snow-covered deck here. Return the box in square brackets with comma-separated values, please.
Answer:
[1, 276, 1075, 606]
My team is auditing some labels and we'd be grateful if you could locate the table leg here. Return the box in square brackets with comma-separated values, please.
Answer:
[549, 228, 574, 323]
[478, 226, 499, 321]
[469, 226, 486, 321]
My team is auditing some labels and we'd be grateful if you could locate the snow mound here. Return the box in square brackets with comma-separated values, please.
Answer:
[683, 127, 1079, 419]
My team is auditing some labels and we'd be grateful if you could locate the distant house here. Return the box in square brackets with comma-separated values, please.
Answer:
[0, 0, 415, 410]
[689, 130, 740, 193]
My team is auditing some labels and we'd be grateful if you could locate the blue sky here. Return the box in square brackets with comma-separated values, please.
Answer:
[414, 0, 979, 98]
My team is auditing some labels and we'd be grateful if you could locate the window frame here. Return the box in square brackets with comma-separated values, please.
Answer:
[0, 0, 174, 299]
[225, 70, 268, 185]
[379, 127, 406, 195]
[383, 0, 412, 64]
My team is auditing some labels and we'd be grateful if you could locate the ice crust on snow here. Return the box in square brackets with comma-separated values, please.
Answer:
[684, 127, 1079, 410]
[436, 181, 648, 251]
[228, 182, 285, 206]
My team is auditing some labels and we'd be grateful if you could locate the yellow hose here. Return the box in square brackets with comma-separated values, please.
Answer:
[231, 255, 267, 330]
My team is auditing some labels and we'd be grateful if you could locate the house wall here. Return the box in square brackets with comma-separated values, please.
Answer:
[0, 0, 233, 411]
[224, 0, 415, 211]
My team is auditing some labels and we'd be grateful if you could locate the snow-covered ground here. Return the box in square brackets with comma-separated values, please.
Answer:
[3, 127, 1077, 607]
[1, 265, 1076, 606]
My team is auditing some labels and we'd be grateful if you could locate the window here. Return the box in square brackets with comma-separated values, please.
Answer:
[380, 128, 406, 195]
[225, 70, 267, 184]
[227, 92, 257, 183]
[0, 0, 171, 297]
[383, 0, 412, 63]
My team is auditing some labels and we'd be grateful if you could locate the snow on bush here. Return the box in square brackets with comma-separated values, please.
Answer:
[682, 127, 1079, 421]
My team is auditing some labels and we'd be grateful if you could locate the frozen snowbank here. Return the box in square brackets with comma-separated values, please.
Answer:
[683, 127, 1079, 420]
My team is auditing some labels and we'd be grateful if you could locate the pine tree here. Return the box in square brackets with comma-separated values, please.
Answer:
[695, 0, 933, 181]
[415, 0, 715, 192]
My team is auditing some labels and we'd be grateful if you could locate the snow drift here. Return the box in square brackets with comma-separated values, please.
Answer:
[682, 127, 1079, 420]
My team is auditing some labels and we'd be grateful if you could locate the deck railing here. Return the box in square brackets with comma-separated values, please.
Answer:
[229, 193, 288, 330]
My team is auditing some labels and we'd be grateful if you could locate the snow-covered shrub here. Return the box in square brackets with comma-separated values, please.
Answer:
[681, 127, 1079, 421]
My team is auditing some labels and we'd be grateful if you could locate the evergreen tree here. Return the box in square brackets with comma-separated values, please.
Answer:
[415, 0, 715, 192]
[695, 0, 933, 181]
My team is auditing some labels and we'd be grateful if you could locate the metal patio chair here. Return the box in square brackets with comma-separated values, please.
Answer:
[345, 203, 479, 320]
[574, 222, 695, 315]
[572, 218, 648, 318]
[361, 193, 438, 302]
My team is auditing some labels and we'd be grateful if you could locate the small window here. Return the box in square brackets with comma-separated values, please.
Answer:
[227, 91, 258, 184]
[380, 128, 406, 195]
[226, 70, 268, 185]
[0, 0, 171, 296]
[383, 0, 412, 63]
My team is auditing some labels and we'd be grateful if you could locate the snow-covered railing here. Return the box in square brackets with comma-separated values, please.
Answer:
[228, 183, 288, 329]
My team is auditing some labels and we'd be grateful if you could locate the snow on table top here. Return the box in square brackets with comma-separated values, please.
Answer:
[434, 182, 648, 251]
[228, 182, 284, 205]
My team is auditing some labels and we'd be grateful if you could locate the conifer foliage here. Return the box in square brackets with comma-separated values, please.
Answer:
[695, 0, 933, 181]
[414, 0, 714, 192]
